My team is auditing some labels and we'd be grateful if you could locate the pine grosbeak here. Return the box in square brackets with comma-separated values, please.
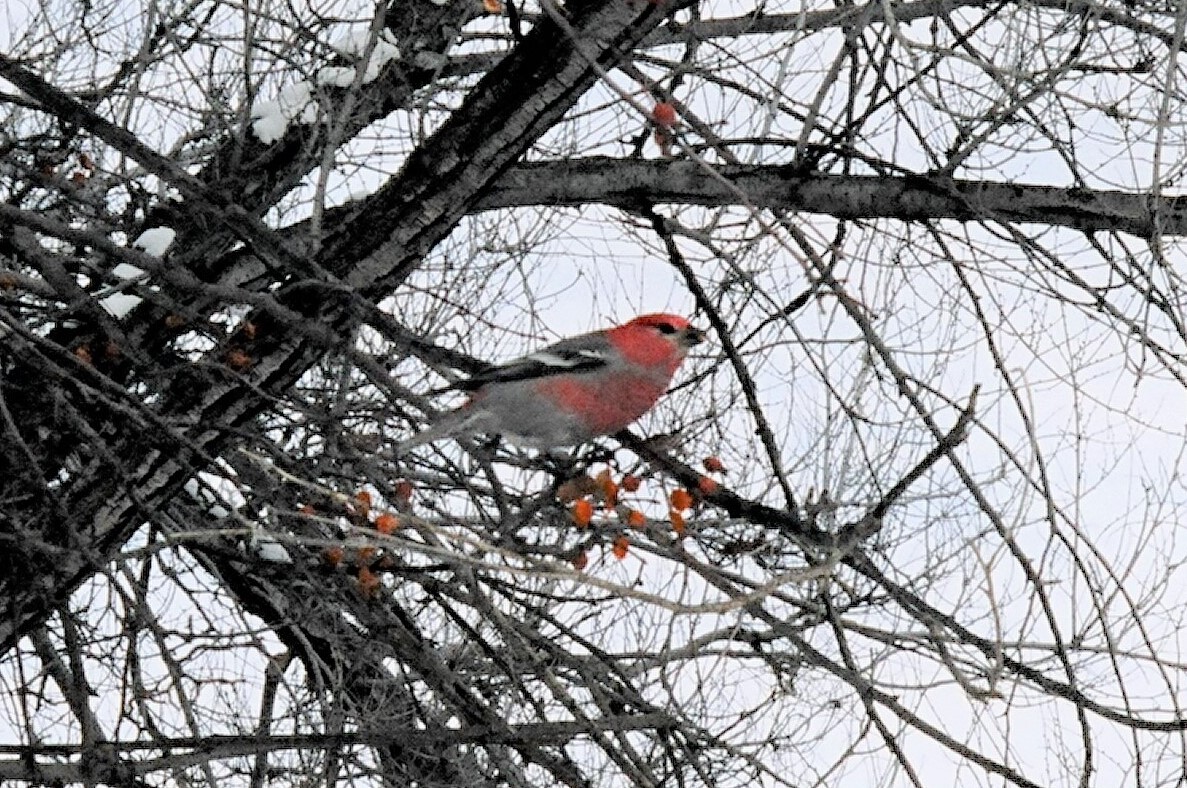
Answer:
[396, 313, 704, 453]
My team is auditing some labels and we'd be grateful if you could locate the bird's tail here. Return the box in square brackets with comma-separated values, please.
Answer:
[393, 407, 484, 455]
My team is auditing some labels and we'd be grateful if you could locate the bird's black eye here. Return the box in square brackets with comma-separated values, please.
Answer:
[656, 323, 677, 334]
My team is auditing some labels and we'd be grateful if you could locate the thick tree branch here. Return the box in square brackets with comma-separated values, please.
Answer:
[643, 0, 1187, 55]
[479, 158, 1187, 237]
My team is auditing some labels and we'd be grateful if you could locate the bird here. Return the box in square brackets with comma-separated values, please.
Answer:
[395, 313, 705, 454]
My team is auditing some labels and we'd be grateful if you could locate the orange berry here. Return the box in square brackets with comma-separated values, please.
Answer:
[621, 474, 642, 493]
[354, 490, 372, 515]
[394, 480, 414, 503]
[596, 468, 619, 507]
[374, 513, 399, 534]
[356, 546, 377, 564]
[483, 0, 503, 12]
[670, 510, 686, 536]
[322, 545, 345, 567]
[627, 509, 647, 529]
[669, 488, 694, 511]
[697, 475, 719, 496]
[572, 551, 589, 571]
[702, 456, 726, 473]
[226, 348, 252, 370]
[611, 535, 630, 560]
[357, 566, 381, 597]
[572, 499, 594, 528]
[73, 345, 93, 365]
[652, 102, 678, 128]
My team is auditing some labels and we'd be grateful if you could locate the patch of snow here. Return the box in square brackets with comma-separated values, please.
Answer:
[251, 79, 325, 142]
[132, 226, 176, 256]
[251, 103, 289, 144]
[278, 80, 313, 110]
[250, 28, 402, 142]
[361, 34, 401, 83]
[298, 100, 318, 125]
[330, 27, 400, 84]
[111, 262, 146, 280]
[101, 230, 169, 317]
[256, 535, 293, 563]
[251, 81, 314, 143]
[331, 27, 373, 57]
[317, 65, 357, 88]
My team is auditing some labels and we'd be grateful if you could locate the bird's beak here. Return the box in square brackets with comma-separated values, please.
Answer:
[682, 326, 706, 347]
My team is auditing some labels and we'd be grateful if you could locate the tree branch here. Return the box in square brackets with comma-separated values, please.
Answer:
[0, 715, 673, 782]
[479, 158, 1187, 237]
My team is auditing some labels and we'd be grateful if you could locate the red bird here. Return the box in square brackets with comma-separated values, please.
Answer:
[396, 314, 704, 453]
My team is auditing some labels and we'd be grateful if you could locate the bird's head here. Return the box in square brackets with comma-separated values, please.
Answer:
[611, 313, 705, 372]
[623, 313, 706, 352]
